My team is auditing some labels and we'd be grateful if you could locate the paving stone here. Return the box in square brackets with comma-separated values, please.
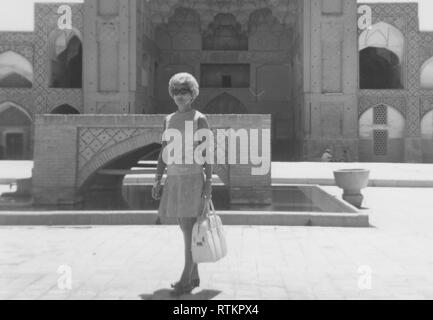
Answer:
[2, 164, 433, 299]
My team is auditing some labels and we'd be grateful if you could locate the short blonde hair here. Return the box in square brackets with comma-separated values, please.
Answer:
[168, 73, 200, 100]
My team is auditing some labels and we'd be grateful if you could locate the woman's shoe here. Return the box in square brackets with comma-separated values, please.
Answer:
[191, 278, 200, 288]
[170, 282, 194, 296]
[171, 278, 200, 289]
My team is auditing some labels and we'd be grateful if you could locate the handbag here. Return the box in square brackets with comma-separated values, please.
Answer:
[192, 198, 228, 264]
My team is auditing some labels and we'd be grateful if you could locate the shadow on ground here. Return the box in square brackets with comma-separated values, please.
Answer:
[139, 288, 221, 300]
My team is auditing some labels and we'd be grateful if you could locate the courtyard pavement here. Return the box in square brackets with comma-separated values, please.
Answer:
[1, 184, 433, 300]
[2, 161, 433, 187]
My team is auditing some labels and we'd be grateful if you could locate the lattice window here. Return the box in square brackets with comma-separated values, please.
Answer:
[374, 105, 388, 125]
[374, 130, 388, 156]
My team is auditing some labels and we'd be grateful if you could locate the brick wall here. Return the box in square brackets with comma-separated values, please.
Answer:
[32, 114, 272, 205]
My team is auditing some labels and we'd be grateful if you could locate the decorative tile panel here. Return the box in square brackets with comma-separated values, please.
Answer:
[359, 95, 406, 117]
[78, 127, 150, 169]
[0, 4, 84, 115]
[357, 3, 422, 137]
[421, 97, 433, 118]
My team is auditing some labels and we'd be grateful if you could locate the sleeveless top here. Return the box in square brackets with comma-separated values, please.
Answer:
[163, 109, 208, 176]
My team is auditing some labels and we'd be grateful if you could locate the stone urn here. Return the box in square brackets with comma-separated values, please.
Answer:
[333, 169, 370, 208]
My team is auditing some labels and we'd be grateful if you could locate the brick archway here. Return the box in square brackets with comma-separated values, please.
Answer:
[77, 129, 161, 189]
[77, 128, 230, 191]
[32, 115, 270, 206]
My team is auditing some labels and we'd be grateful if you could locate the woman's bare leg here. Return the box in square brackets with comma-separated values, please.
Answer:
[178, 217, 199, 285]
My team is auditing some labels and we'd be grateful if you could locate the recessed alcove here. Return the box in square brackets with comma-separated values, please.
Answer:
[200, 64, 250, 88]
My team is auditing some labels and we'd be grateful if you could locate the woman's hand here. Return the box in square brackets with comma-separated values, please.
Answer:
[202, 180, 212, 199]
[152, 181, 162, 200]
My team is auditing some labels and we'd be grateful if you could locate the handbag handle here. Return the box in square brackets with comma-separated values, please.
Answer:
[208, 198, 216, 216]
[195, 198, 216, 238]
[200, 197, 215, 218]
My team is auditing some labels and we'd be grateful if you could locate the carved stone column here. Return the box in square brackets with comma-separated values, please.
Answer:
[83, 0, 141, 114]
[302, 0, 359, 161]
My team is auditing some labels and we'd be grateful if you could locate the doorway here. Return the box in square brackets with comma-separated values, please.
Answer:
[5, 132, 25, 160]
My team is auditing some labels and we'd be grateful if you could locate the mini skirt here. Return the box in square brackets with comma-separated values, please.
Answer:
[158, 165, 205, 219]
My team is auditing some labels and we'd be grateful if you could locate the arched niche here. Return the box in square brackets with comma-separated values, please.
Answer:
[155, 7, 201, 50]
[421, 109, 433, 139]
[51, 104, 80, 115]
[359, 22, 404, 89]
[48, 29, 83, 88]
[359, 104, 405, 162]
[0, 101, 32, 160]
[0, 51, 33, 88]
[202, 13, 247, 51]
[167, 6, 201, 31]
[203, 93, 247, 114]
[359, 104, 405, 139]
[420, 57, 433, 89]
[359, 22, 405, 61]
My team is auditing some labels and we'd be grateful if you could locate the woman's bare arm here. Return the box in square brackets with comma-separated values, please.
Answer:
[198, 116, 213, 184]
[155, 119, 167, 183]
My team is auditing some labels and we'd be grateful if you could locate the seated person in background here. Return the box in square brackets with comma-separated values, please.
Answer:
[321, 148, 333, 162]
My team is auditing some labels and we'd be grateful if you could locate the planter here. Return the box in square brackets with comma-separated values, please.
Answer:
[333, 169, 370, 208]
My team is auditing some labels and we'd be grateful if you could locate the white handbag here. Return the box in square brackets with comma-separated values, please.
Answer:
[192, 198, 228, 264]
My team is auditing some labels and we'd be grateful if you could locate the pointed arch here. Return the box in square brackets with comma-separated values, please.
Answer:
[359, 103, 405, 161]
[0, 101, 32, 122]
[51, 104, 80, 115]
[202, 13, 247, 51]
[248, 8, 281, 32]
[421, 57, 433, 89]
[167, 6, 201, 30]
[0, 51, 33, 88]
[359, 22, 404, 89]
[421, 110, 433, 139]
[359, 22, 405, 61]
[0, 101, 32, 160]
[203, 93, 248, 114]
[48, 29, 83, 88]
[359, 47, 403, 89]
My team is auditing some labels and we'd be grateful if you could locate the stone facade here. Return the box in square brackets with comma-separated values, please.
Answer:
[358, 3, 433, 163]
[1, 0, 433, 163]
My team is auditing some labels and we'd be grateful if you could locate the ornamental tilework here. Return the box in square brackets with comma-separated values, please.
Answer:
[0, 33, 34, 43]
[33, 4, 84, 114]
[145, 0, 298, 30]
[0, 44, 34, 62]
[78, 126, 230, 185]
[0, 1, 431, 148]
[407, 98, 421, 137]
[0, 89, 34, 117]
[0, 4, 84, 115]
[419, 33, 433, 66]
[0, 34, 36, 115]
[78, 128, 150, 169]
[419, 44, 433, 66]
[359, 95, 406, 117]
[47, 90, 84, 113]
[421, 97, 433, 117]
[357, 3, 423, 136]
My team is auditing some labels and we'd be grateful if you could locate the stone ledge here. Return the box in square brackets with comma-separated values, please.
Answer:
[0, 210, 369, 228]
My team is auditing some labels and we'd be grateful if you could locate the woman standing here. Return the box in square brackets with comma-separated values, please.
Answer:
[151, 73, 213, 296]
